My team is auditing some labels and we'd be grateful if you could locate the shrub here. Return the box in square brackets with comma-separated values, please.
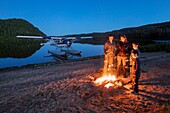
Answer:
[140, 43, 170, 52]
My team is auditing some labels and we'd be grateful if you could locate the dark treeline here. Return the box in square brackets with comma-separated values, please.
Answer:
[0, 18, 45, 58]
[66, 21, 170, 45]
[112, 21, 170, 44]
[65, 21, 170, 52]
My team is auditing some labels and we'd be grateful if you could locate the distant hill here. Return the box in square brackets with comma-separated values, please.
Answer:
[65, 21, 170, 45]
[0, 18, 45, 58]
[0, 18, 45, 36]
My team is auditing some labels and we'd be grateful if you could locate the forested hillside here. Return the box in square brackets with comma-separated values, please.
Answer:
[112, 21, 170, 42]
[0, 18, 45, 36]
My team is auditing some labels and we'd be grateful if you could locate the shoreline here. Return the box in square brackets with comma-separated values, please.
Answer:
[1, 51, 169, 72]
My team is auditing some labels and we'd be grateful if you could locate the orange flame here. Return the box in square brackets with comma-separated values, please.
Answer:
[94, 74, 122, 88]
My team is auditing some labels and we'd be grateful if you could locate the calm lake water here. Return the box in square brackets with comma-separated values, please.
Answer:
[0, 42, 104, 69]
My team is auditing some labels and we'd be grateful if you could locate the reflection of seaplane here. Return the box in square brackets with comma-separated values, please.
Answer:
[16, 35, 92, 59]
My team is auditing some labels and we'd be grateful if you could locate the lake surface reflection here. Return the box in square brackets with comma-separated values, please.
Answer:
[0, 42, 104, 69]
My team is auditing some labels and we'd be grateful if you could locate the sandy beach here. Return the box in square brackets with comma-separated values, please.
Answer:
[0, 52, 170, 113]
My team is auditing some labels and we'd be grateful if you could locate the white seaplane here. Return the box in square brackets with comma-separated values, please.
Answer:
[16, 35, 92, 59]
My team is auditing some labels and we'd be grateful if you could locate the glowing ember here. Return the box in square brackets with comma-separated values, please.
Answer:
[115, 81, 122, 87]
[105, 83, 114, 88]
[94, 74, 122, 88]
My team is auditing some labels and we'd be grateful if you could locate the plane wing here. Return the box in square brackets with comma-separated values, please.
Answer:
[16, 35, 92, 40]
[16, 35, 76, 40]
[16, 35, 44, 39]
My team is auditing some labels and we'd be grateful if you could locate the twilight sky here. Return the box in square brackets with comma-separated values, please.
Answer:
[1, 0, 170, 36]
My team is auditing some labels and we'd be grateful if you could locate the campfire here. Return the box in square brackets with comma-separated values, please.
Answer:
[94, 73, 122, 88]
